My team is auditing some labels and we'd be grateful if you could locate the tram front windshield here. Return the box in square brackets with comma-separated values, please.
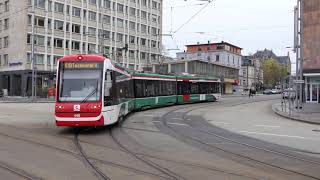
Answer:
[58, 62, 103, 102]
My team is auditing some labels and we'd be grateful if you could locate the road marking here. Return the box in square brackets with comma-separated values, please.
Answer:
[239, 131, 306, 139]
[209, 121, 231, 125]
[170, 118, 183, 120]
[140, 114, 157, 117]
[167, 122, 190, 127]
[255, 125, 281, 128]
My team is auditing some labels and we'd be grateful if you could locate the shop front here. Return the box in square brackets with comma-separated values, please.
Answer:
[224, 78, 236, 94]
[305, 75, 320, 103]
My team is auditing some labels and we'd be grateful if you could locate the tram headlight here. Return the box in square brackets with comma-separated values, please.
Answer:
[56, 105, 64, 109]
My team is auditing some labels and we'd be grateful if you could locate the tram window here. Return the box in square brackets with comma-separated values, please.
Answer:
[199, 83, 209, 94]
[135, 79, 145, 98]
[104, 70, 113, 106]
[178, 81, 189, 95]
[146, 80, 156, 97]
[190, 82, 199, 94]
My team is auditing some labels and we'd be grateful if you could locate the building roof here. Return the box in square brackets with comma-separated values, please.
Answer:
[248, 49, 291, 65]
[277, 56, 291, 65]
[186, 41, 242, 50]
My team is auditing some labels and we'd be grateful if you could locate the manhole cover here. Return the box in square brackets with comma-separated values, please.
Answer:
[312, 129, 320, 132]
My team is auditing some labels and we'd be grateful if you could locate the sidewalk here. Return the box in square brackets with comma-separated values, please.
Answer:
[272, 102, 320, 125]
[0, 96, 55, 103]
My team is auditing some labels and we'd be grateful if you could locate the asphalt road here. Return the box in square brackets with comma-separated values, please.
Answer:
[0, 95, 319, 179]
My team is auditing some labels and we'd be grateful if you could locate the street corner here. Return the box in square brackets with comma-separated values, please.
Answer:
[272, 103, 320, 125]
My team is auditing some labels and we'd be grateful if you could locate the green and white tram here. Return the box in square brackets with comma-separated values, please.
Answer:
[55, 54, 221, 127]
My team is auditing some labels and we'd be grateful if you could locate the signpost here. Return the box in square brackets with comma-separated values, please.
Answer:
[293, 80, 305, 84]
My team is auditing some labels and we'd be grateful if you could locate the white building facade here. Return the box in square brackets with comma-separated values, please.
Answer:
[0, 0, 163, 96]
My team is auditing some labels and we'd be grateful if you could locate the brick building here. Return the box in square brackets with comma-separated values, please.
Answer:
[302, 0, 320, 103]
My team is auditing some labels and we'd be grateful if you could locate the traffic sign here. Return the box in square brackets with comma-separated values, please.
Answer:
[293, 80, 305, 84]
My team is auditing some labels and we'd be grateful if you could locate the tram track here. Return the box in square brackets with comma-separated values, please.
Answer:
[158, 97, 320, 179]
[109, 127, 186, 180]
[0, 160, 42, 180]
[0, 126, 185, 179]
[0, 124, 261, 179]
[2, 96, 319, 179]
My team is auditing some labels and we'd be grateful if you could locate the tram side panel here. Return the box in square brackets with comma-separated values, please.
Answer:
[102, 70, 134, 125]
[133, 78, 177, 110]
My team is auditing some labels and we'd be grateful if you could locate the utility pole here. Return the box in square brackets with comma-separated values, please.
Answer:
[31, 5, 36, 99]
[294, 4, 299, 108]
[299, 0, 304, 109]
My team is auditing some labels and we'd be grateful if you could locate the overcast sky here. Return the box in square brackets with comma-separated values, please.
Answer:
[162, 0, 296, 72]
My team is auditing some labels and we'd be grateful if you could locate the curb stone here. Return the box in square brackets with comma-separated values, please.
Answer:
[272, 104, 320, 125]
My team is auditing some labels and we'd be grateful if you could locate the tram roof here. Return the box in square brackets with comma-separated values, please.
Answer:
[133, 72, 220, 82]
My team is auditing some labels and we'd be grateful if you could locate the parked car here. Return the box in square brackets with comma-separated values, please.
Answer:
[271, 89, 281, 94]
[263, 89, 273, 94]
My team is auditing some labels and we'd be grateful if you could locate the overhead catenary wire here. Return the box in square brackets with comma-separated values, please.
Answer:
[173, 0, 215, 34]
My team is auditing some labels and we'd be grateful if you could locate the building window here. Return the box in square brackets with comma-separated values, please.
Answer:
[152, 1, 157, 9]
[129, 36, 135, 44]
[28, 35, 45, 46]
[151, 27, 157, 36]
[36, 54, 44, 64]
[116, 33, 123, 42]
[129, 21, 135, 30]
[88, 27, 96, 36]
[99, 30, 110, 39]
[34, 0, 45, 8]
[35, 17, 45, 27]
[72, 41, 80, 50]
[72, 24, 80, 33]
[151, 40, 156, 48]
[141, 24, 147, 33]
[117, 18, 124, 28]
[4, 1, 9, 12]
[4, 36, 8, 48]
[4, 18, 9, 30]
[103, 0, 111, 8]
[54, 20, 64, 30]
[47, 55, 51, 65]
[141, 52, 146, 60]
[89, 0, 96, 5]
[152, 14, 157, 22]
[54, 38, 63, 48]
[216, 55, 220, 62]
[102, 15, 111, 24]
[48, 19, 52, 29]
[129, 7, 135, 16]
[3, 54, 8, 66]
[28, 15, 32, 25]
[54, 2, 64, 13]
[88, 43, 96, 53]
[141, 11, 147, 19]
[88, 11, 97, 21]
[141, 38, 146, 46]
[117, 3, 124, 13]
[72, 7, 81, 17]
[48, 1, 52, 11]
[141, 0, 147, 6]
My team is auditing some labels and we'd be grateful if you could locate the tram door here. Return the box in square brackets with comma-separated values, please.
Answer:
[182, 80, 190, 102]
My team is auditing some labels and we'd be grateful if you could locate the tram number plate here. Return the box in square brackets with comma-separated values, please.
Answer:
[74, 114, 81, 118]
